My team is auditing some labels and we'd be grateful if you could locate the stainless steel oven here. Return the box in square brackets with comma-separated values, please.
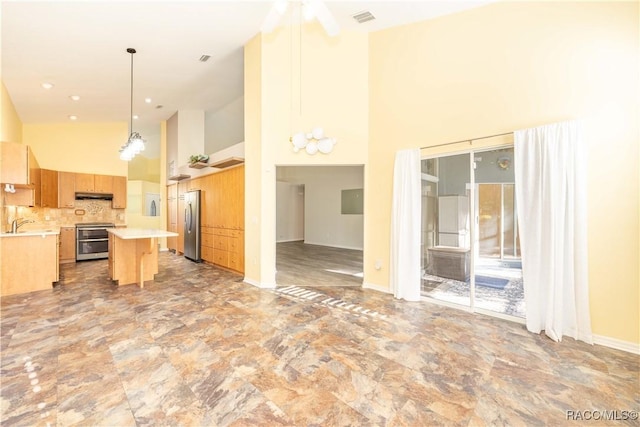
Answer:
[76, 222, 115, 261]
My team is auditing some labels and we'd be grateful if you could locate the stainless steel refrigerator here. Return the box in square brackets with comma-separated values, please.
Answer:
[184, 190, 201, 262]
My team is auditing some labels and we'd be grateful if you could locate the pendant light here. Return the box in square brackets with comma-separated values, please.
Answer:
[119, 48, 145, 161]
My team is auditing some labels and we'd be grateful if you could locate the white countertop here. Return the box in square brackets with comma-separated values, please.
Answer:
[107, 228, 178, 240]
[0, 229, 60, 238]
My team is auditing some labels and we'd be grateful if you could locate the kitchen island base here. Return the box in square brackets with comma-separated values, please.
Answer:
[107, 229, 178, 287]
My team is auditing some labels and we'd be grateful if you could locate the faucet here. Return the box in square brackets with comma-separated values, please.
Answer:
[11, 218, 35, 233]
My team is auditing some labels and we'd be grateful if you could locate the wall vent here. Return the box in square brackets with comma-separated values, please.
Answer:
[352, 10, 375, 24]
[199, 55, 211, 62]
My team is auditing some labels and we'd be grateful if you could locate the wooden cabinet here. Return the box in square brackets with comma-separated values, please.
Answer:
[95, 174, 113, 193]
[59, 227, 76, 263]
[201, 226, 213, 262]
[112, 176, 127, 209]
[167, 184, 178, 251]
[177, 181, 187, 254]
[1, 142, 41, 207]
[1, 141, 29, 185]
[212, 228, 244, 273]
[75, 173, 94, 192]
[1, 234, 58, 296]
[40, 169, 59, 208]
[58, 171, 76, 208]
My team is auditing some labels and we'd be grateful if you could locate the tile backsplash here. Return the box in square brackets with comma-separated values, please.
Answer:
[2, 200, 126, 232]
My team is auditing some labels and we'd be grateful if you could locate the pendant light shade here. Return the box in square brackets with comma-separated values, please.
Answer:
[119, 48, 145, 161]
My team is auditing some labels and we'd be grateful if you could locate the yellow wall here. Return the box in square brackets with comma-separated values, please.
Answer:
[244, 33, 264, 286]
[1, 82, 23, 144]
[23, 122, 128, 176]
[129, 155, 161, 182]
[244, 24, 369, 287]
[368, 1, 639, 343]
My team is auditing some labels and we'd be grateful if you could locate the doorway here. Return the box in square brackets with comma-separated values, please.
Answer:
[275, 165, 364, 288]
[421, 147, 524, 319]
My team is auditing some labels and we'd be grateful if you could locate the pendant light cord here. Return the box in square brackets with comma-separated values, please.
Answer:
[127, 48, 136, 137]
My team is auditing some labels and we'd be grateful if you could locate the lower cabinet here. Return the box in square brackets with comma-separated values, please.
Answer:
[209, 228, 244, 274]
[201, 226, 214, 262]
[59, 227, 76, 263]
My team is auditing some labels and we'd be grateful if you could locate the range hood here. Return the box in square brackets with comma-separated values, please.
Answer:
[75, 192, 113, 201]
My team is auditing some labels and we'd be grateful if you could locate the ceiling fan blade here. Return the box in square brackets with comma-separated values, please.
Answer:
[261, 0, 289, 34]
[309, 0, 340, 37]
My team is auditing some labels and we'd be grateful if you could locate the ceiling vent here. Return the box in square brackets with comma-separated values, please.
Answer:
[352, 10, 375, 24]
[199, 55, 211, 62]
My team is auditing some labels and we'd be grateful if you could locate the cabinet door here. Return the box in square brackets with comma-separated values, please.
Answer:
[167, 184, 178, 251]
[58, 172, 75, 208]
[59, 227, 76, 263]
[40, 169, 59, 208]
[0, 142, 28, 185]
[75, 173, 94, 192]
[94, 174, 113, 193]
[112, 176, 127, 208]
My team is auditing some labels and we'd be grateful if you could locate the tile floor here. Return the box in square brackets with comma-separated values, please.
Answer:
[1, 252, 638, 426]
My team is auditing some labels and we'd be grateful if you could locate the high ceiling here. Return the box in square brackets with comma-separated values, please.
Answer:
[1, 0, 493, 136]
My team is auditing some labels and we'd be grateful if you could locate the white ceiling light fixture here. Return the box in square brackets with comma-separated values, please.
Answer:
[119, 48, 145, 162]
[69, 95, 80, 101]
[261, 0, 339, 37]
[291, 127, 336, 155]
[41, 82, 54, 90]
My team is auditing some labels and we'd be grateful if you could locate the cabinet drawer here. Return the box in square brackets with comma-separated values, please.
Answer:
[213, 250, 228, 266]
[228, 237, 240, 253]
[228, 252, 241, 271]
[201, 233, 214, 248]
[201, 246, 214, 262]
[214, 236, 229, 251]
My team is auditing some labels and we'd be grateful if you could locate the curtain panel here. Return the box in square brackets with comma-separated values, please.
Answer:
[390, 148, 421, 301]
[515, 120, 592, 344]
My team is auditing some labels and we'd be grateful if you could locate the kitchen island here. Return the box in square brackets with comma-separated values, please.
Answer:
[1, 229, 60, 296]
[107, 228, 178, 287]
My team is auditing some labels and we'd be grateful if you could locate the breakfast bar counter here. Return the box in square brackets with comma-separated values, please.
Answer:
[107, 228, 178, 287]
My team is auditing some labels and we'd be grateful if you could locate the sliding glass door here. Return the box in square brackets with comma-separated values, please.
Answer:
[421, 147, 524, 319]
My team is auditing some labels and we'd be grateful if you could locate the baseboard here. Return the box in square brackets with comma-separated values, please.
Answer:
[362, 282, 392, 294]
[302, 240, 363, 251]
[276, 238, 304, 243]
[593, 334, 640, 355]
[243, 277, 276, 289]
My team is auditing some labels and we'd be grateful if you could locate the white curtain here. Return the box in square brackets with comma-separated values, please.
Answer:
[390, 148, 421, 301]
[515, 120, 592, 344]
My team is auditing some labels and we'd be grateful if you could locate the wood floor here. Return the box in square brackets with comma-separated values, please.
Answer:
[276, 241, 363, 288]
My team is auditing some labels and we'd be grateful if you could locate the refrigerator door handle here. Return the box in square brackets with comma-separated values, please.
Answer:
[186, 202, 192, 234]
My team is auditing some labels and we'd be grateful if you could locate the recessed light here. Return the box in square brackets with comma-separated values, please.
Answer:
[133, 115, 139, 120]
[41, 82, 54, 90]
[68, 115, 78, 120]
[145, 97, 152, 103]
[69, 95, 80, 101]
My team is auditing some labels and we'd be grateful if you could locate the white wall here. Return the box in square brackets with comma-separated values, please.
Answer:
[276, 166, 364, 250]
[205, 96, 244, 154]
[276, 181, 304, 242]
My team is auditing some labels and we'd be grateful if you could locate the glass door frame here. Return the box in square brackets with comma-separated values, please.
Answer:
[420, 144, 525, 325]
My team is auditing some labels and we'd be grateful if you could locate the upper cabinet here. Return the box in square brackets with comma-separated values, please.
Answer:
[95, 174, 113, 194]
[1, 141, 30, 185]
[58, 172, 76, 208]
[40, 169, 59, 208]
[75, 173, 94, 193]
[111, 176, 127, 209]
[1, 142, 41, 206]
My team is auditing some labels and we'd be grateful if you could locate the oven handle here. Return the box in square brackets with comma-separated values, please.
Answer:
[77, 227, 114, 231]
[78, 238, 109, 242]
